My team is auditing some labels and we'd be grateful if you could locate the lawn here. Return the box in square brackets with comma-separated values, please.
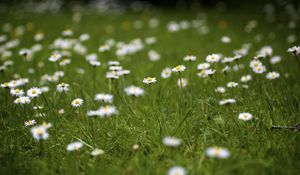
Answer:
[0, 4, 300, 175]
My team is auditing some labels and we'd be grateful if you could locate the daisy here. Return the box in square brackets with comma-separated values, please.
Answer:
[56, 83, 70, 92]
[266, 71, 280, 80]
[49, 52, 62, 62]
[168, 166, 186, 175]
[58, 109, 65, 114]
[219, 99, 236, 105]
[287, 46, 300, 55]
[270, 56, 281, 64]
[132, 144, 139, 150]
[145, 36, 157, 44]
[94, 93, 113, 103]
[252, 65, 266, 74]
[27, 87, 42, 98]
[19, 49, 31, 57]
[1, 82, 9, 88]
[215, 87, 226, 93]
[161, 68, 172, 78]
[238, 112, 253, 121]
[89, 60, 101, 67]
[259, 46, 273, 57]
[10, 88, 24, 97]
[172, 65, 186, 72]
[204, 69, 216, 76]
[31, 125, 50, 141]
[221, 36, 231, 43]
[197, 63, 210, 70]
[90, 148, 105, 156]
[177, 78, 188, 88]
[24, 120, 36, 127]
[250, 60, 263, 68]
[227, 81, 238, 88]
[108, 61, 120, 66]
[184, 55, 196, 62]
[143, 77, 157, 84]
[206, 146, 230, 159]
[148, 50, 160, 61]
[66, 141, 83, 151]
[124, 86, 144, 97]
[163, 136, 181, 147]
[240, 75, 252, 82]
[71, 98, 84, 107]
[98, 105, 117, 117]
[206, 54, 221, 63]
[14, 96, 31, 104]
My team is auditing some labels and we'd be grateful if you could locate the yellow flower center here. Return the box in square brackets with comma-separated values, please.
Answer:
[146, 77, 153, 81]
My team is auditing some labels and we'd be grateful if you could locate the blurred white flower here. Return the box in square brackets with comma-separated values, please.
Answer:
[238, 112, 253, 121]
[66, 141, 83, 151]
[163, 136, 181, 147]
[168, 166, 186, 175]
[206, 146, 230, 159]
[266, 71, 280, 80]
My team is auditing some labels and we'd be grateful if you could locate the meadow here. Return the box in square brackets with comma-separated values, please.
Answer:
[0, 3, 300, 175]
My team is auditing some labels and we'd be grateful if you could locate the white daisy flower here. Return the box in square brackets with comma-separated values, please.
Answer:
[172, 65, 186, 72]
[66, 141, 83, 151]
[14, 96, 31, 104]
[90, 148, 105, 156]
[143, 77, 157, 84]
[98, 105, 117, 117]
[24, 120, 36, 127]
[124, 86, 144, 97]
[177, 78, 188, 88]
[219, 99, 236, 105]
[71, 98, 84, 108]
[221, 36, 231, 43]
[238, 112, 253, 121]
[89, 60, 101, 67]
[132, 144, 139, 150]
[266, 71, 280, 80]
[163, 136, 181, 147]
[215, 87, 226, 93]
[94, 93, 113, 103]
[226, 81, 238, 88]
[27, 87, 42, 98]
[1, 82, 9, 88]
[287, 46, 300, 55]
[250, 60, 263, 68]
[148, 50, 160, 61]
[240, 75, 252, 82]
[258, 46, 273, 57]
[184, 55, 196, 62]
[161, 68, 172, 79]
[49, 52, 62, 62]
[206, 146, 230, 159]
[252, 65, 266, 74]
[31, 125, 50, 141]
[206, 54, 221, 63]
[197, 63, 210, 70]
[168, 166, 186, 175]
[10, 88, 24, 97]
[56, 83, 70, 93]
[270, 56, 281, 64]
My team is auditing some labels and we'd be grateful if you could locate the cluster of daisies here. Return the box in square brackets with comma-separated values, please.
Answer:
[0, 5, 300, 174]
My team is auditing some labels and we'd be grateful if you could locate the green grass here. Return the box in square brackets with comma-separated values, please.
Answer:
[0, 8, 300, 175]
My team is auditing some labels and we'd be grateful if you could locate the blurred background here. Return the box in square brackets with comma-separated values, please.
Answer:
[0, 0, 299, 12]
